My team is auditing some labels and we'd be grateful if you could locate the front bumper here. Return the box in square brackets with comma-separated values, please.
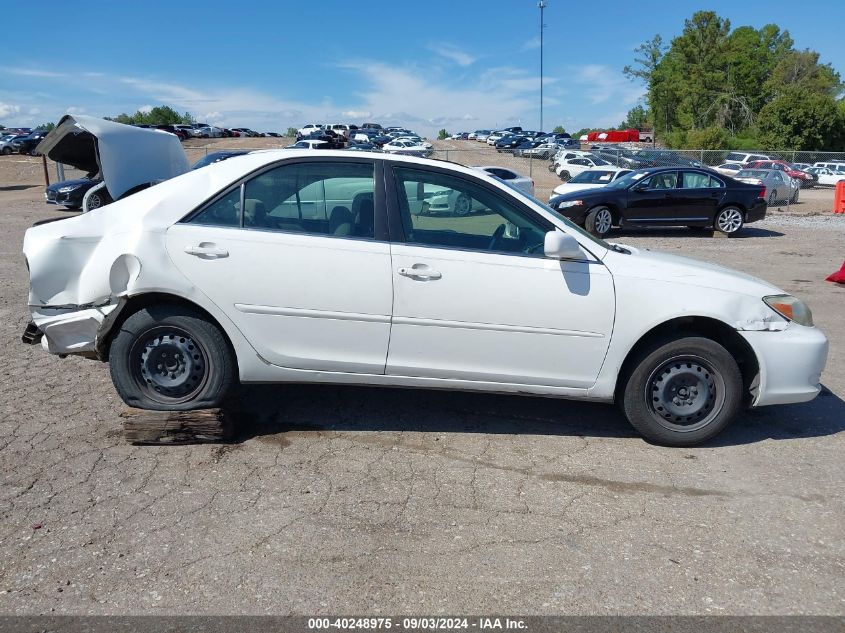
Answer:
[28, 304, 119, 356]
[740, 324, 829, 406]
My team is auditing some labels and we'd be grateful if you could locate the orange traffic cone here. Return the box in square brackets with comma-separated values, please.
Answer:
[835, 181, 845, 214]
[826, 261, 845, 283]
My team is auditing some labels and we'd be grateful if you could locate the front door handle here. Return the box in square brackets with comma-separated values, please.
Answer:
[398, 264, 442, 280]
[184, 243, 229, 258]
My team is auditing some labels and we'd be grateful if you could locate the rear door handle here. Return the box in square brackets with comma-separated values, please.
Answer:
[398, 265, 442, 280]
[185, 243, 229, 258]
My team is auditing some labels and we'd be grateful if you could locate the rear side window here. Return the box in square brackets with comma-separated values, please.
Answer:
[681, 171, 711, 189]
[243, 162, 375, 238]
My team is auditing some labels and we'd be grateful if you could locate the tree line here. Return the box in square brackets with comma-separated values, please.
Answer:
[622, 11, 844, 150]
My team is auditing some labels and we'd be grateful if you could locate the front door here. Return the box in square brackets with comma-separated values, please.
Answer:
[625, 170, 679, 225]
[166, 159, 393, 374]
[386, 165, 615, 389]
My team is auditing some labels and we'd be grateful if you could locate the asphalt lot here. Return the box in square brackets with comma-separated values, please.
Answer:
[0, 163, 843, 615]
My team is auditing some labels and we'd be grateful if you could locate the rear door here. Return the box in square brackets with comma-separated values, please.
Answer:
[675, 170, 720, 223]
[165, 157, 393, 374]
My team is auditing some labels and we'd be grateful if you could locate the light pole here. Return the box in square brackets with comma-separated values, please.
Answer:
[538, 1, 546, 133]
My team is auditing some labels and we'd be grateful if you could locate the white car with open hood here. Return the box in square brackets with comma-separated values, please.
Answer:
[22, 151, 828, 446]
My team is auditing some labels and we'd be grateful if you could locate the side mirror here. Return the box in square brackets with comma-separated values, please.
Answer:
[632, 181, 649, 192]
[544, 230, 584, 260]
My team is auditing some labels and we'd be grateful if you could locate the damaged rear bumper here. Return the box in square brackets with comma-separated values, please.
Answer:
[27, 303, 119, 356]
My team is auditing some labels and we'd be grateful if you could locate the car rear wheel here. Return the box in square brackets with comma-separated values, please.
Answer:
[585, 206, 612, 238]
[1, 147, 10, 155]
[790, 188, 799, 204]
[621, 337, 743, 446]
[768, 190, 777, 206]
[714, 206, 744, 235]
[109, 305, 235, 410]
[558, 170, 571, 181]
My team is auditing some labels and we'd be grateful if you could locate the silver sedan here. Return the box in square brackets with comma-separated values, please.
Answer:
[734, 168, 800, 206]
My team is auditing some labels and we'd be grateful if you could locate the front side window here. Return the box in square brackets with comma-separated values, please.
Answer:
[643, 172, 678, 190]
[393, 167, 548, 256]
[189, 187, 242, 227]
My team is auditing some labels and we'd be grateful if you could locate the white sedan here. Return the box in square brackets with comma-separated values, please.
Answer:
[382, 139, 433, 157]
[713, 163, 743, 177]
[474, 166, 534, 197]
[550, 167, 632, 198]
[807, 167, 845, 187]
[22, 150, 828, 446]
[555, 155, 609, 180]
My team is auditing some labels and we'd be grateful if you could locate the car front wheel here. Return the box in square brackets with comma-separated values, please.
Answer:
[714, 206, 744, 235]
[109, 305, 236, 410]
[585, 206, 612, 238]
[621, 336, 743, 446]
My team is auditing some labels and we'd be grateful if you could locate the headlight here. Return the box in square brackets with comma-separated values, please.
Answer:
[763, 295, 814, 327]
[57, 185, 78, 193]
[557, 200, 583, 209]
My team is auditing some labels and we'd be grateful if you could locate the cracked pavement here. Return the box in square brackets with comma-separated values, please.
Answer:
[0, 189, 843, 615]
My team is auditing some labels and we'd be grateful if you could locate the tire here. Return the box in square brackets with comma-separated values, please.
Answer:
[558, 170, 571, 182]
[109, 305, 236, 410]
[547, 163, 556, 173]
[453, 193, 472, 216]
[87, 192, 105, 210]
[714, 206, 744, 235]
[621, 336, 743, 446]
[1, 147, 10, 155]
[585, 206, 613, 238]
[790, 188, 799, 204]
[768, 190, 777, 206]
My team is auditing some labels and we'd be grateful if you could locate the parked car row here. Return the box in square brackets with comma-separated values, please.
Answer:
[291, 123, 434, 157]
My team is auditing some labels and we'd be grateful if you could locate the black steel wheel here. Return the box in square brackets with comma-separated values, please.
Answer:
[109, 305, 235, 410]
[621, 336, 743, 446]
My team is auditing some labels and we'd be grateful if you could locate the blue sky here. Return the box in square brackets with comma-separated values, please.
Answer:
[1, 0, 842, 136]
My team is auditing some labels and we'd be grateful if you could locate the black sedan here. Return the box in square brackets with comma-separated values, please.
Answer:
[494, 134, 528, 153]
[45, 176, 105, 210]
[548, 167, 766, 237]
[13, 130, 50, 156]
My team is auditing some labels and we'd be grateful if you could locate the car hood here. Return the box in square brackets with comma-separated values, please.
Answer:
[35, 114, 189, 200]
[551, 183, 605, 196]
[46, 177, 99, 192]
[605, 244, 782, 297]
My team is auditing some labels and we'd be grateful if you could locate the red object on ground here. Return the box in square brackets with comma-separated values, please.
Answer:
[834, 181, 845, 214]
[826, 261, 845, 283]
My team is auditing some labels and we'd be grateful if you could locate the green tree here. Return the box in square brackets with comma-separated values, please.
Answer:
[36, 122, 56, 132]
[757, 88, 842, 150]
[619, 106, 649, 130]
[552, 125, 567, 134]
[686, 125, 729, 149]
[437, 128, 449, 140]
[285, 127, 297, 137]
[765, 50, 842, 97]
[107, 105, 194, 126]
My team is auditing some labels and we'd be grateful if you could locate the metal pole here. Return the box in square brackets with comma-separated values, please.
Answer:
[538, 1, 546, 133]
[41, 154, 50, 187]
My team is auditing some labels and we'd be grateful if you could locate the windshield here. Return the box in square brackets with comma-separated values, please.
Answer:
[737, 170, 767, 178]
[605, 170, 648, 189]
[569, 170, 618, 184]
[504, 186, 613, 253]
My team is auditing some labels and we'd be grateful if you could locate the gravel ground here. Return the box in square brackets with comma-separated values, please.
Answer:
[0, 161, 843, 616]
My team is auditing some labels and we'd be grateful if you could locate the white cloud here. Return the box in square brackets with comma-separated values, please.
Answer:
[28, 107, 40, 115]
[342, 110, 372, 119]
[66, 106, 86, 115]
[522, 36, 541, 51]
[427, 42, 478, 67]
[571, 64, 645, 106]
[138, 104, 153, 114]
[0, 67, 68, 78]
[0, 102, 21, 118]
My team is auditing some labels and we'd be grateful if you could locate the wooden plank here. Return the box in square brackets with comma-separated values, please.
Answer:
[121, 407, 231, 445]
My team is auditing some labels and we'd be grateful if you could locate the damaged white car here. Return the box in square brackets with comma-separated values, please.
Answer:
[22, 151, 828, 446]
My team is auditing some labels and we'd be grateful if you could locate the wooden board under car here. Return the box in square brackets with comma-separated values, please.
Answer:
[121, 407, 231, 444]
